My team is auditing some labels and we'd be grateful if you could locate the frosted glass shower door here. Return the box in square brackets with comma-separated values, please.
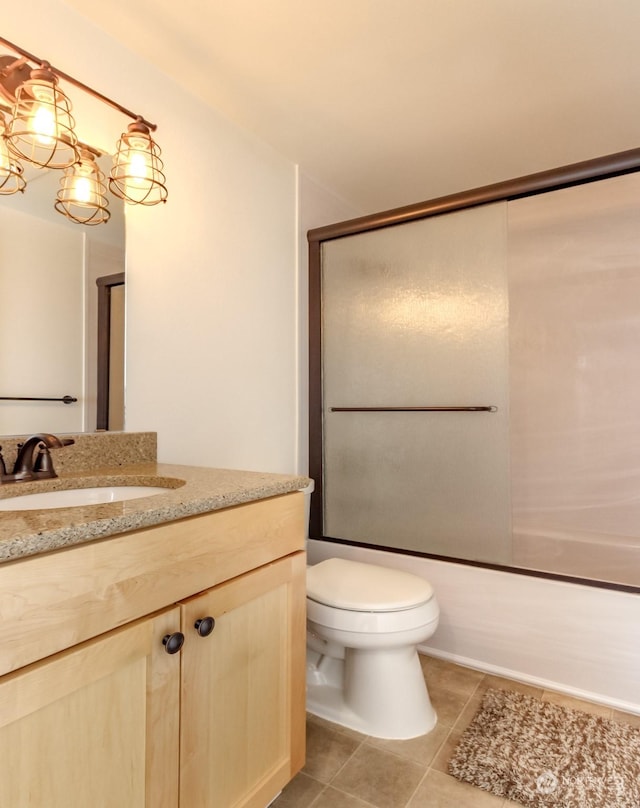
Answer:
[321, 203, 511, 563]
[509, 172, 640, 576]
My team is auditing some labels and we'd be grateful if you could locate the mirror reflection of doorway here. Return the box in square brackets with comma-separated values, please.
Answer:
[96, 273, 125, 430]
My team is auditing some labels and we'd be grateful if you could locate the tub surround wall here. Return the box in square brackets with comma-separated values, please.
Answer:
[308, 539, 640, 714]
[512, 527, 640, 589]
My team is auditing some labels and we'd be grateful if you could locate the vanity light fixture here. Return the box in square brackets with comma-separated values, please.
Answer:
[0, 34, 167, 223]
[0, 110, 26, 194]
[54, 146, 110, 225]
[6, 62, 80, 169]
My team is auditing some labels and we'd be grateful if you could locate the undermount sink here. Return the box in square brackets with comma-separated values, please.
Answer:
[0, 485, 170, 511]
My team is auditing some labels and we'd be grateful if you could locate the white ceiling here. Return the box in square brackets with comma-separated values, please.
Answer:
[61, 0, 640, 214]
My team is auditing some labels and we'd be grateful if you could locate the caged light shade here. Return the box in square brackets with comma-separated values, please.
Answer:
[6, 62, 80, 169]
[54, 147, 110, 225]
[110, 119, 167, 206]
[0, 110, 26, 195]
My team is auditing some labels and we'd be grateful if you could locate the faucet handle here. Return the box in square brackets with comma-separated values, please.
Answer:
[33, 445, 54, 474]
[33, 436, 74, 477]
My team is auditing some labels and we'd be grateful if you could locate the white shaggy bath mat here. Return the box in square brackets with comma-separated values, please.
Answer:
[448, 688, 640, 807]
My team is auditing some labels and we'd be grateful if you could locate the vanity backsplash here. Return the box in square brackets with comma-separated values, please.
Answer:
[0, 431, 157, 475]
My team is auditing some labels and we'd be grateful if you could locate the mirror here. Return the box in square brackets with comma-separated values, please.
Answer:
[0, 155, 125, 435]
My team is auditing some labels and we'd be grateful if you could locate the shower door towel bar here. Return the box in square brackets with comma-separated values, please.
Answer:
[0, 395, 78, 404]
[330, 406, 498, 412]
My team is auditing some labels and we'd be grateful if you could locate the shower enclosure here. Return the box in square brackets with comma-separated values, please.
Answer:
[309, 149, 640, 591]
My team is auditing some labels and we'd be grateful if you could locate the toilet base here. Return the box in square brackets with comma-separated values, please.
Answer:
[306, 646, 437, 740]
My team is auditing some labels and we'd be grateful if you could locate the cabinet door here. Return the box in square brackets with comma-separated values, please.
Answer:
[179, 551, 306, 808]
[0, 608, 181, 808]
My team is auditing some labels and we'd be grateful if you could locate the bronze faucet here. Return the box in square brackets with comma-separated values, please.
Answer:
[0, 433, 74, 484]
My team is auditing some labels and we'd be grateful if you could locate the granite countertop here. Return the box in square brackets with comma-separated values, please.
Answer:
[0, 462, 311, 563]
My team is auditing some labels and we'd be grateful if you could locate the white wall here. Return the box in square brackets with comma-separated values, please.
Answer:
[0, 207, 85, 434]
[124, 92, 298, 472]
[296, 172, 362, 472]
[4, 1, 300, 473]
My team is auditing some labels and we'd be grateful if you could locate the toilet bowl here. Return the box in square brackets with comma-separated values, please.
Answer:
[306, 557, 439, 739]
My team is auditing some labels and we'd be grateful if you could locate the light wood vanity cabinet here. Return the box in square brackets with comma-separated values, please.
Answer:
[0, 493, 306, 808]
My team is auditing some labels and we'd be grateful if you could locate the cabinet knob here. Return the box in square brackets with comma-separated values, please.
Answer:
[194, 616, 216, 637]
[162, 632, 185, 654]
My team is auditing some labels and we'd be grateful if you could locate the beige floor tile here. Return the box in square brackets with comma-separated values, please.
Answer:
[307, 711, 368, 742]
[420, 656, 484, 698]
[271, 772, 324, 807]
[427, 684, 473, 727]
[366, 721, 450, 767]
[303, 719, 362, 783]
[429, 728, 461, 774]
[541, 690, 612, 718]
[452, 691, 484, 731]
[407, 770, 505, 807]
[332, 743, 425, 808]
[310, 785, 378, 808]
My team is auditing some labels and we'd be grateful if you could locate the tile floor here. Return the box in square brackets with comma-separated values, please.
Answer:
[273, 654, 640, 808]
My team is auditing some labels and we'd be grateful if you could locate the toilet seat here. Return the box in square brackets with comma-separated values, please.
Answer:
[307, 559, 439, 635]
[307, 558, 434, 611]
[307, 596, 439, 635]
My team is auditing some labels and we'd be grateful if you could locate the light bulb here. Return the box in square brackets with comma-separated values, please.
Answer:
[129, 150, 150, 183]
[0, 140, 10, 174]
[31, 104, 56, 145]
[124, 138, 152, 199]
[72, 175, 92, 204]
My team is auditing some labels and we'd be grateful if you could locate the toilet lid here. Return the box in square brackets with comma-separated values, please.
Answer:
[307, 558, 434, 611]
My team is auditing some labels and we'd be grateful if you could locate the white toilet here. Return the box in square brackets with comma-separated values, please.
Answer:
[306, 557, 439, 739]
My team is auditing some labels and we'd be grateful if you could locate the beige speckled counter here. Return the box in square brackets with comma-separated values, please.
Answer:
[0, 462, 311, 563]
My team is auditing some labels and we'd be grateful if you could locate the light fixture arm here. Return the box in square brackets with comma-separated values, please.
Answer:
[0, 34, 157, 132]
